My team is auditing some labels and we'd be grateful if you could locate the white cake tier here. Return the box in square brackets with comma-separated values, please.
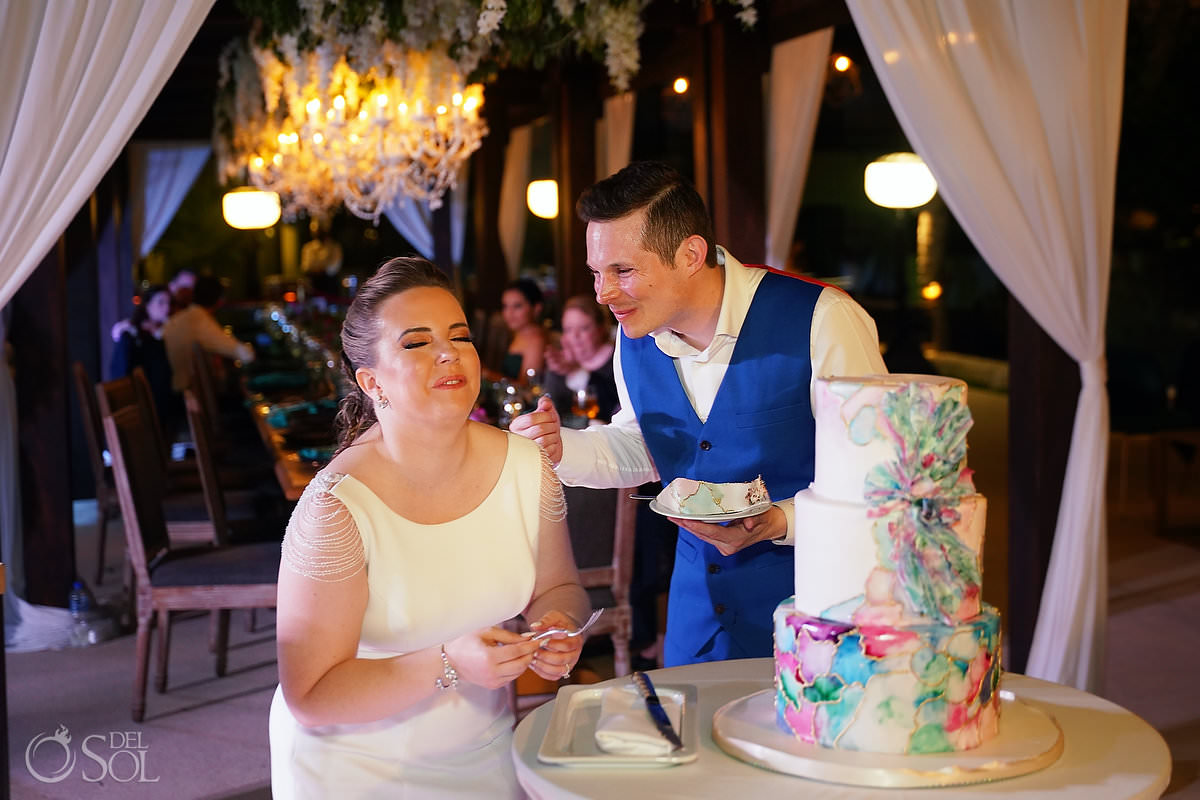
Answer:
[793, 488, 987, 624]
[793, 487, 877, 621]
[812, 374, 969, 505]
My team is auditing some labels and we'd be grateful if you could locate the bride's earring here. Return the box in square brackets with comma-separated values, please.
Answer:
[375, 390, 390, 410]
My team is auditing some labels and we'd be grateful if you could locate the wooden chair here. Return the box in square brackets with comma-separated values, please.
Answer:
[190, 342, 278, 468]
[102, 403, 280, 722]
[183, 389, 288, 546]
[77, 364, 214, 582]
[72, 362, 123, 585]
[95, 371, 203, 488]
[508, 486, 637, 720]
[191, 343, 228, 440]
[565, 485, 637, 678]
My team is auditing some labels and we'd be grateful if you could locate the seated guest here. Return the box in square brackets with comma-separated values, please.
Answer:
[109, 283, 178, 432]
[543, 295, 619, 426]
[269, 256, 589, 798]
[500, 278, 547, 382]
[109, 268, 197, 342]
[162, 275, 255, 393]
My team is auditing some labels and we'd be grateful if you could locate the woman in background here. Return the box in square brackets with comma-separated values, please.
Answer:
[543, 294, 619, 426]
[109, 283, 177, 433]
[500, 278, 547, 382]
[270, 257, 589, 798]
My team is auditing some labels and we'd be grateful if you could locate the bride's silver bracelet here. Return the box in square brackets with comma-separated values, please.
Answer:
[435, 645, 458, 691]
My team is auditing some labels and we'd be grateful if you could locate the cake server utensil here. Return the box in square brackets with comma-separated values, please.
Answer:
[628, 494, 657, 501]
[631, 671, 684, 751]
[526, 608, 604, 641]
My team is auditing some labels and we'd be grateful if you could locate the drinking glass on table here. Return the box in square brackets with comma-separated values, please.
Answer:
[571, 386, 601, 421]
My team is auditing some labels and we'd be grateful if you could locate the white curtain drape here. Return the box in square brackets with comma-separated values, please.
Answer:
[0, 0, 213, 649]
[764, 28, 833, 270]
[847, 0, 1126, 691]
[129, 140, 211, 259]
[498, 124, 533, 278]
[0, 0, 216, 309]
[382, 164, 470, 266]
[598, 92, 636, 180]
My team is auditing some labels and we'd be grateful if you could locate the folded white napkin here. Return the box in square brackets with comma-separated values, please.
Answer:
[593, 684, 683, 756]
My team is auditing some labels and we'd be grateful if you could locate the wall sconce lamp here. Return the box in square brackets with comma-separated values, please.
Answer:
[222, 187, 282, 229]
[527, 179, 559, 219]
[864, 152, 937, 209]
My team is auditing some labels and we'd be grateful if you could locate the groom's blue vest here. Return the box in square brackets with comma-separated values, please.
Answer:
[621, 268, 823, 665]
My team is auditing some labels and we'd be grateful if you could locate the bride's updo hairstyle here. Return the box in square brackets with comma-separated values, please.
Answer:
[334, 256, 454, 452]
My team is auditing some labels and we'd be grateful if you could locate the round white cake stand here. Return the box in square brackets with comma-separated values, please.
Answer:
[712, 688, 1064, 789]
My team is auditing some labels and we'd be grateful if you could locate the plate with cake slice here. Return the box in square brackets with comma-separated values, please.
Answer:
[650, 476, 773, 521]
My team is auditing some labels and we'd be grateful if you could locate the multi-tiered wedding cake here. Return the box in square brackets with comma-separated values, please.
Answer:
[773, 375, 1001, 754]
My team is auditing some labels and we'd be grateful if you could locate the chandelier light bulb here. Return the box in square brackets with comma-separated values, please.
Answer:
[673, 77, 689, 94]
[306, 98, 320, 115]
[376, 94, 388, 107]
[864, 152, 938, 209]
[333, 95, 345, 110]
[313, 133, 323, 144]
[452, 92, 463, 106]
[527, 179, 559, 219]
[463, 96, 478, 113]
[436, 105, 448, 115]
[222, 187, 281, 229]
[833, 55, 852, 72]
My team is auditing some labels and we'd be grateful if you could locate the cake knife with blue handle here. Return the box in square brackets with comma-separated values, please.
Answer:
[631, 671, 684, 751]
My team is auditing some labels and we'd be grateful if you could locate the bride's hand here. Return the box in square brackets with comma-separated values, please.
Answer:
[526, 610, 585, 682]
[442, 627, 540, 690]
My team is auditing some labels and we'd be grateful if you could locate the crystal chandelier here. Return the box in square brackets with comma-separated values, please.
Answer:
[213, 0, 757, 223]
[215, 38, 342, 222]
[215, 3, 490, 223]
[250, 44, 486, 221]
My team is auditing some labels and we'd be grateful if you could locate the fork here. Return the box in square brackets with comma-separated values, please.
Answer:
[526, 608, 604, 641]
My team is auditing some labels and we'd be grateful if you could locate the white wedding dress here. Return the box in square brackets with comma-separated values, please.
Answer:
[270, 433, 550, 799]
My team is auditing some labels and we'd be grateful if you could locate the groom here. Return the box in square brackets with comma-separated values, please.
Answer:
[511, 161, 885, 666]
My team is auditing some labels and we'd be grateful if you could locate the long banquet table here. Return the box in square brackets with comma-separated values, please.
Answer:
[511, 658, 1171, 799]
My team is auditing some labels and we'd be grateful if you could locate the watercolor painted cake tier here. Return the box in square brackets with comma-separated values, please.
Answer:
[793, 375, 987, 628]
[773, 600, 1001, 754]
[657, 475, 769, 516]
[775, 375, 1001, 753]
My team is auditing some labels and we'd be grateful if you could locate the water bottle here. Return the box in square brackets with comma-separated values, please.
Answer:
[68, 581, 92, 647]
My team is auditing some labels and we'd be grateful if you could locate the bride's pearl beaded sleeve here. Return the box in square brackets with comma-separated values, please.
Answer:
[539, 449, 567, 523]
[280, 471, 365, 583]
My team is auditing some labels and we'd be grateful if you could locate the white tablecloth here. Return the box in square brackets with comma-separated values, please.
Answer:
[512, 658, 1170, 799]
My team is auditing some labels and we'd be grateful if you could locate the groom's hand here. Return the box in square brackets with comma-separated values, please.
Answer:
[672, 504, 786, 556]
[509, 394, 563, 464]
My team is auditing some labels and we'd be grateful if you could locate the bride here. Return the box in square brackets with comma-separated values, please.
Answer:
[270, 256, 590, 798]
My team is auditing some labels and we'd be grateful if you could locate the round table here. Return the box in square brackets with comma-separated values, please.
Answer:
[511, 658, 1171, 799]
